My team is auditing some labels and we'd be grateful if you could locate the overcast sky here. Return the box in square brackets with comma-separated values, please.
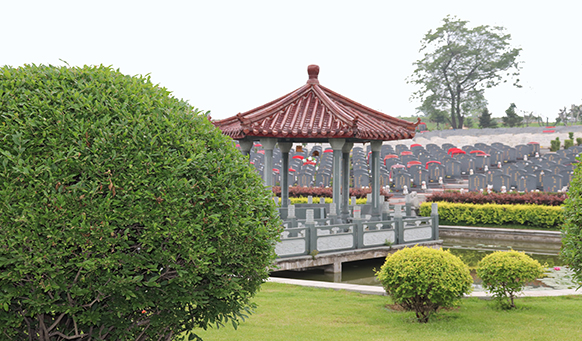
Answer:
[3, 1, 581, 122]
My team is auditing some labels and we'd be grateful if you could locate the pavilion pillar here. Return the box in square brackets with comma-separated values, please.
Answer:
[341, 142, 354, 222]
[370, 141, 383, 221]
[260, 138, 277, 188]
[329, 139, 345, 218]
[278, 142, 293, 215]
[239, 139, 253, 157]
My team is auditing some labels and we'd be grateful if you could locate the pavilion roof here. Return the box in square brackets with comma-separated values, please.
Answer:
[213, 65, 419, 142]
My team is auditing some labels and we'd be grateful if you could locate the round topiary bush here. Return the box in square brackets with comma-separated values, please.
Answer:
[0, 64, 281, 340]
[476, 250, 544, 309]
[375, 246, 472, 323]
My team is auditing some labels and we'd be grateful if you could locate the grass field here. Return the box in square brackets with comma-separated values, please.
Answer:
[192, 282, 582, 341]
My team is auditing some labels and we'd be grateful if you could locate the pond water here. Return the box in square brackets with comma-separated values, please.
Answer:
[270, 237, 579, 291]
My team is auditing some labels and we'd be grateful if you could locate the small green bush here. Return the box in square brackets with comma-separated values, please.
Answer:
[550, 137, 560, 152]
[376, 246, 472, 323]
[477, 251, 544, 309]
[0, 64, 281, 340]
[564, 139, 574, 150]
[576, 137, 582, 146]
[420, 202, 564, 229]
[569, 132, 574, 140]
[562, 143, 582, 287]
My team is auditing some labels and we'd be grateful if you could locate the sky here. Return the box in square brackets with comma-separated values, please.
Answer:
[2, 0, 581, 122]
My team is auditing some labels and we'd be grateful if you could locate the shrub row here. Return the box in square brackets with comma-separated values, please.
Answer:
[284, 197, 368, 205]
[272, 186, 392, 199]
[420, 202, 563, 229]
[426, 191, 566, 206]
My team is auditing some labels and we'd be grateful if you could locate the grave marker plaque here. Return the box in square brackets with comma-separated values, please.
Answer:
[353, 170, 370, 188]
[515, 144, 530, 159]
[560, 170, 574, 187]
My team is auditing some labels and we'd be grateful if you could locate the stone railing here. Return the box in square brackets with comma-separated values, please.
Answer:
[275, 203, 439, 258]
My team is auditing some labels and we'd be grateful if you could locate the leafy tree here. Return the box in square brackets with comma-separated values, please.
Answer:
[0, 64, 281, 340]
[502, 103, 523, 127]
[478, 107, 497, 128]
[464, 117, 474, 128]
[409, 16, 521, 129]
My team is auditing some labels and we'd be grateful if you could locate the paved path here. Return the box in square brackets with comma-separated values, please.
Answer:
[268, 277, 582, 298]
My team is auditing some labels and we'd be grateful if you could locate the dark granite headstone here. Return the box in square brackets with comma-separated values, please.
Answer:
[469, 174, 487, 192]
[517, 173, 537, 192]
[515, 144, 530, 159]
[393, 172, 412, 191]
[560, 170, 574, 187]
[444, 159, 461, 179]
[411, 168, 429, 188]
[297, 171, 313, 187]
[543, 173, 563, 192]
[492, 173, 511, 192]
[353, 170, 370, 188]
[428, 163, 445, 183]
[474, 154, 490, 171]
[315, 172, 331, 188]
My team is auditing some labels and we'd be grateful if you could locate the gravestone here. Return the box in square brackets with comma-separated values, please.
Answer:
[411, 168, 429, 188]
[535, 169, 552, 190]
[473, 154, 490, 171]
[315, 171, 331, 188]
[393, 172, 412, 192]
[444, 159, 461, 179]
[543, 173, 563, 192]
[486, 169, 503, 185]
[379, 172, 391, 188]
[353, 170, 370, 188]
[509, 169, 523, 188]
[427, 163, 445, 183]
[560, 170, 574, 187]
[456, 154, 475, 175]
[297, 171, 313, 187]
[515, 144, 530, 159]
[492, 173, 511, 192]
[517, 173, 537, 192]
[469, 174, 487, 192]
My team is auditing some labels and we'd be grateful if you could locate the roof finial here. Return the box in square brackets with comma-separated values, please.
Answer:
[307, 65, 319, 85]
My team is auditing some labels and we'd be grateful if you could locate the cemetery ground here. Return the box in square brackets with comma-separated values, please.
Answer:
[193, 282, 582, 340]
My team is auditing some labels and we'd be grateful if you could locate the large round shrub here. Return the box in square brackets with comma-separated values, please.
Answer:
[563, 154, 582, 288]
[376, 246, 472, 323]
[477, 250, 544, 309]
[0, 64, 281, 340]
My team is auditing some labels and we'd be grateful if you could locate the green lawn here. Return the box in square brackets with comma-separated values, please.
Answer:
[193, 282, 582, 341]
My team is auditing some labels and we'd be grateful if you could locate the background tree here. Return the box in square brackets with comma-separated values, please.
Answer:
[502, 103, 523, 127]
[417, 95, 450, 129]
[0, 64, 281, 340]
[409, 16, 521, 129]
[464, 117, 474, 128]
[557, 107, 570, 126]
[478, 107, 498, 128]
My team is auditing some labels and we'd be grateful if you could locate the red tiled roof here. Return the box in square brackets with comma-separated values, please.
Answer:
[213, 65, 418, 141]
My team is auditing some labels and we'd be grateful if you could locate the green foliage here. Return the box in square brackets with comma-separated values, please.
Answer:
[577, 137, 582, 146]
[569, 132, 574, 140]
[420, 202, 563, 229]
[409, 16, 521, 129]
[464, 117, 474, 128]
[477, 251, 544, 309]
[564, 139, 574, 150]
[376, 246, 472, 323]
[478, 107, 498, 129]
[501, 103, 523, 127]
[550, 137, 561, 152]
[562, 148, 582, 288]
[0, 64, 282, 340]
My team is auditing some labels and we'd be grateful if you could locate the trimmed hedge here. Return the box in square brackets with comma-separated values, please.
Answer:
[272, 186, 392, 199]
[426, 191, 566, 206]
[285, 197, 367, 205]
[420, 202, 563, 229]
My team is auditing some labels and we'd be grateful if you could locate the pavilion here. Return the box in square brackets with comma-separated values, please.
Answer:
[213, 65, 418, 222]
